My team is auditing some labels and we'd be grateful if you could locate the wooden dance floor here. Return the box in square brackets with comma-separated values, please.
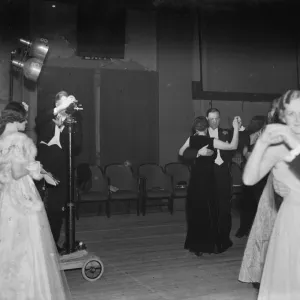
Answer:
[66, 209, 258, 300]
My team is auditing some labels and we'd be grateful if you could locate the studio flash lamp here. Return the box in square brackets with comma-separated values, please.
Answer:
[11, 57, 43, 82]
[11, 37, 49, 83]
[9, 37, 49, 101]
[19, 38, 49, 63]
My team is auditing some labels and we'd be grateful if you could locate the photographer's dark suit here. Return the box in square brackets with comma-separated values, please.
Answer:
[35, 109, 82, 245]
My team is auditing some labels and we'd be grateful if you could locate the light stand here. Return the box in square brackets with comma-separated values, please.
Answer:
[9, 50, 17, 101]
[59, 104, 103, 282]
[65, 115, 76, 253]
[64, 111, 86, 254]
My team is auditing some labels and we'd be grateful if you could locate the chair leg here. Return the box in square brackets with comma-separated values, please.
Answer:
[97, 202, 102, 216]
[127, 199, 131, 214]
[169, 197, 174, 215]
[106, 200, 111, 218]
[160, 199, 163, 212]
[142, 196, 146, 216]
[136, 196, 140, 216]
[76, 203, 80, 220]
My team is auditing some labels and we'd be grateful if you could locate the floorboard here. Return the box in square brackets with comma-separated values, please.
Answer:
[64, 211, 258, 300]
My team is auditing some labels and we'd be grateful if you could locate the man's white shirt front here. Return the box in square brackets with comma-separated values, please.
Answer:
[40, 115, 66, 149]
[208, 127, 224, 166]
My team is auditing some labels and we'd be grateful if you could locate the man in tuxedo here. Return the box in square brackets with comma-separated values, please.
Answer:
[206, 108, 235, 252]
[35, 91, 82, 253]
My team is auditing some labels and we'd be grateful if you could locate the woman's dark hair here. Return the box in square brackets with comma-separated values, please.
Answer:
[5, 101, 27, 116]
[191, 116, 209, 135]
[247, 115, 267, 134]
[0, 101, 28, 135]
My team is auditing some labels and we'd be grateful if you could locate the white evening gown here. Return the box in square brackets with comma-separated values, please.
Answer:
[238, 173, 278, 283]
[0, 132, 72, 300]
[258, 149, 300, 300]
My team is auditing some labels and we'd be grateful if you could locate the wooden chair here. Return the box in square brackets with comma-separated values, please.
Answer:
[165, 162, 190, 201]
[76, 164, 109, 219]
[104, 163, 141, 216]
[138, 163, 173, 216]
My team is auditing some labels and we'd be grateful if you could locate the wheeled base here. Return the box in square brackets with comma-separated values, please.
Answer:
[60, 249, 104, 282]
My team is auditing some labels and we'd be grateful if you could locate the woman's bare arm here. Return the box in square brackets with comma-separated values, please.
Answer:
[179, 137, 190, 156]
[243, 140, 281, 186]
[213, 127, 239, 150]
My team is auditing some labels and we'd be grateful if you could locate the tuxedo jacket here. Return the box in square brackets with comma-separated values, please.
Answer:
[35, 108, 82, 156]
[208, 128, 234, 167]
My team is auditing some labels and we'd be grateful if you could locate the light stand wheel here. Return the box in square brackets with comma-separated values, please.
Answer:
[82, 257, 104, 282]
[60, 250, 104, 282]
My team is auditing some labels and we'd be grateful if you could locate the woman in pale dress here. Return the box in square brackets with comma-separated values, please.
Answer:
[243, 90, 300, 300]
[238, 99, 282, 287]
[0, 102, 72, 299]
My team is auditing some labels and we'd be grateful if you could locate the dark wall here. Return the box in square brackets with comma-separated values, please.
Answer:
[99, 69, 159, 168]
[200, 6, 299, 93]
[157, 10, 194, 164]
[77, 0, 126, 58]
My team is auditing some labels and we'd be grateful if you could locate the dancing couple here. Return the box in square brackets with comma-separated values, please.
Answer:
[179, 111, 241, 256]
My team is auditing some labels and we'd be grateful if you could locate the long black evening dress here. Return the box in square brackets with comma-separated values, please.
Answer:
[184, 135, 221, 255]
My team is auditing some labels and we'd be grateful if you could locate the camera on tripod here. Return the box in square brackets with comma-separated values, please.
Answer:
[65, 99, 83, 117]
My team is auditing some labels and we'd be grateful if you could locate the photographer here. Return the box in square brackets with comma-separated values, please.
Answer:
[35, 90, 82, 254]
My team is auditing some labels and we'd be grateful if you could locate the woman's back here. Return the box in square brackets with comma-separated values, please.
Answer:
[189, 135, 216, 166]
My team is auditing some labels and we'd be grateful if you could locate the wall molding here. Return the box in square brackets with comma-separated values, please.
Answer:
[192, 81, 281, 102]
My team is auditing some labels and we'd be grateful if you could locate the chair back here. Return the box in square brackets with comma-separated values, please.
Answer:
[105, 163, 136, 191]
[76, 163, 92, 191]
[231, 162, 243, 187]
[138, 163, 172, 190]
[165, 162, 190, 187]
[89, 165, 108, 193]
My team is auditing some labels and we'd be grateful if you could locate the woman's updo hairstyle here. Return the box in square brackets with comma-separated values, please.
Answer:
[0, 102, 28, 135]
[191, 116, 209, 135]
[276, 90, 300, 122]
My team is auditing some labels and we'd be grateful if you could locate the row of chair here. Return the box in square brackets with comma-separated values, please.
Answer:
[75, 162, 191, 219]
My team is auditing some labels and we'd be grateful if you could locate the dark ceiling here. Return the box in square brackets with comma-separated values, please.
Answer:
[0, 0, 296, 11]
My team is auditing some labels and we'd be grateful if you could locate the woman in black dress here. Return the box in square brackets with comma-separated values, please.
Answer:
[179, 116, 240, 256]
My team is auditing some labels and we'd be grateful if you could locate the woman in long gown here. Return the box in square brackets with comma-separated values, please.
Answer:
[239, 99, 283, 287]
[238, 173, 277, 285]
[179, 116, 240, 256]
[243, 90, 300, 299]
[0, 102, 72, 299]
